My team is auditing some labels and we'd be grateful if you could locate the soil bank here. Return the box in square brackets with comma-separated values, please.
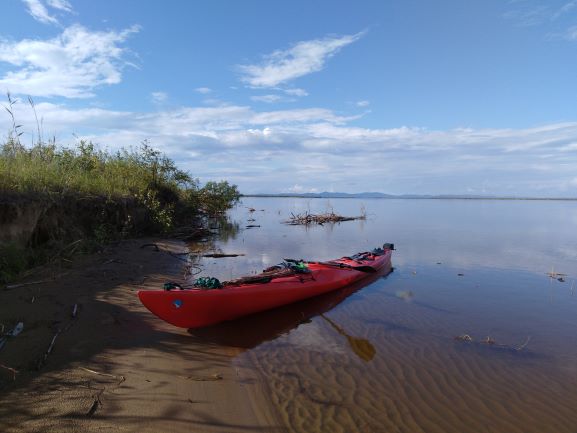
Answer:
[0, 238, 284, 433]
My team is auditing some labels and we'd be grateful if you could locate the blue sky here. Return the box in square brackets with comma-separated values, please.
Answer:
[1, 0, 577, 196]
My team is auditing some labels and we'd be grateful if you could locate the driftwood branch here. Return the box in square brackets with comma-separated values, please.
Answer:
[285, 211, 365, 226]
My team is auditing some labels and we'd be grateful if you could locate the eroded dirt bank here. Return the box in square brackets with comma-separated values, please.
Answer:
[0, 238, 284, 433]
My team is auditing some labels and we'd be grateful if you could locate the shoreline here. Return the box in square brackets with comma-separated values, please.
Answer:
[0, 237, 284, 432]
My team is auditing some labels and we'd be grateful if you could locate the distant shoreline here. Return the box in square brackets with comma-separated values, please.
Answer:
[242, 194, 577, 201]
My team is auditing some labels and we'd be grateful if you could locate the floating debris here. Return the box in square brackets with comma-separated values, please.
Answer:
[245, 225, 260, 228]
[457, 273, 464, 276]
[546, 268, 567, 279]
[179, 373, 223, 381]
[395, 290, 414, 301]
[480, 336, 496, 345]
[454, 334, 531, 351]
[285, 211, 365, 226]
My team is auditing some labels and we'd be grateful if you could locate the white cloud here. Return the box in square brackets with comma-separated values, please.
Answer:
[552, 1, 577, 20]
[3, 101, 577, 195]
[284, 88, 308, 97]
[356, 100, 370, 107]
[194, 87, 212, 94]
[0, 24, 140, 98]
[238, 31, 365, 87]
[46, 0, 72, 12]
[22, 0, 58, 25]
[564, 26, 577, 41]
[286, 184, 318, 194]
[251, 94, 283, 103]
[151, 91, 168, 103]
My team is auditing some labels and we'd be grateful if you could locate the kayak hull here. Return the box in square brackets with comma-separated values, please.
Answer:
[138, 247, 392, 329]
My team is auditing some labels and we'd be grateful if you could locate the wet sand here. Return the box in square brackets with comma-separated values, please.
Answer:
[0, 239, 283, 433]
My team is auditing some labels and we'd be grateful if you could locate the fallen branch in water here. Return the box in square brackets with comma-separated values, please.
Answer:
[178, 373, 223, 381]
[285, 211, 366, 226]
[516, 336, 532, 351]
[454, 334, 532, 351]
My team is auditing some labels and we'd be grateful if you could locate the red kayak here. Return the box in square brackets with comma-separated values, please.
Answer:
[138, 244, 394, 329]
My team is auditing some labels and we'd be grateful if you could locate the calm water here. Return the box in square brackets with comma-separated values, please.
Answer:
[190, 198, 577, 433]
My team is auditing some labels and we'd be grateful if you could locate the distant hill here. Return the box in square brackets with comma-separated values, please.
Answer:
[244, 192, 501, 199]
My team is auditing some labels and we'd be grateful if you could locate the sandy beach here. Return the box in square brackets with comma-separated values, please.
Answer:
[0, 238, 284, 433]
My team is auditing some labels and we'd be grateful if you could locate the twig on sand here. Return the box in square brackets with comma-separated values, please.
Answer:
[0, 363, 18, 380]
[4, 279, 52, 290]
[79, 367, 125, 384]
[140, 243, 160, 252]
[37, 329, 61, 369]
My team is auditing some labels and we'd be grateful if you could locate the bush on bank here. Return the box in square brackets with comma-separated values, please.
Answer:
[0, 138, 240, 282]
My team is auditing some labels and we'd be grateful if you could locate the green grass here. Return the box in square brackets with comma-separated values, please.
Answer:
[0, 139, 240, 218]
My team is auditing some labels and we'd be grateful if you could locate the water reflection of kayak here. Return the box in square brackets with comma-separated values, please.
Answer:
[189, 264, 393, 354]
[138, 244, 394, 329]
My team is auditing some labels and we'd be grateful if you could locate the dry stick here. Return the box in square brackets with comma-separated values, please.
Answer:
[71, 304, 78, 318]
[79, 367, 125, 384]
[50, 239, 84, 263]
[39, 329, 61, 368]
[4, 280, 52, 290]
[0, 363, 18, 380]
[140, 243, 160, 251]
[516, 336, 532, 351]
